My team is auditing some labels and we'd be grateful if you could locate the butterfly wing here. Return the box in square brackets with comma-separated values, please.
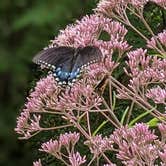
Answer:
[33, 47, 76, 84]
[68, 46, 102, 81]
[33, 46, 102, 85]
[75, 46, 102, 69]
[32, 46, 75, 70]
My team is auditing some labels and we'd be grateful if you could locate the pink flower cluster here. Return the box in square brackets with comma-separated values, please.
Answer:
[110, 123, 166, 165]
[15, 14, 131, 140]
[33, 159, 42, 166]
[147, 30, 166, 51]
[24, 75, 58, 113]
[51, 14, 130, 56]
[124, 48, 166, 91]
[57, 79, 102, 110]
[151, 0, 166, 9]
[40, 132, 86, 166]
[95, 0, 149, 19]
[15, 112, 41, 139]
[85, 134, 113, 155]
[96, 0, 165, 15]
[15, 75, 59, 139]
[37, 123, 166, 165]
[146, 86, 166, 104]
[95, 0, 128, 16]
[69, 152, 86, 166]
[40, 132, 80, 154]
[14, 0, 166, 165]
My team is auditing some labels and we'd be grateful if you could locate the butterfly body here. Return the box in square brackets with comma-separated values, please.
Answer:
[33, 46, 102, 85]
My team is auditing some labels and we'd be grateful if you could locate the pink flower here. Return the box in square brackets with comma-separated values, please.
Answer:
[147, 37, 156, 49]
[147, 30, 166, 50]
[15, 110, 30, 136]
[103, 164, 117, 166]
[129, 0, 149, 8]
[146, 86, 166, 104]
[40, 132, 80, 159]
[110, 123, 158, 165]
[40, 139, 60, 156]
[158, 123, 166, 139]
[95, 0, 128, 16]
[50, 14, 129, 56]
[57, 80, 102, 110]
[25, 75, 59, 112]
[124, 48, 166, 92]
[85, 135, 113, 155]
[59, 132, 80, 147]
[158, 30, 166, 47]
[151, 0, 166, 9]
[159, 145, 166, 164]
[69, 152, 86, 166]
[87, 55, 118, 79]
[15, 111, 41, 139]
[95, 0, 148, 17]
[33, 159, 42, 166]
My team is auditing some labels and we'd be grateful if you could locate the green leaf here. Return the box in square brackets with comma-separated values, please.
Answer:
[92, 120, 108, 136]
[112, 91, 116, 110]
[120, 106, 129, 125]
[147, 117, 165, 127]
[129, 107, 156, 127]
[149, 54, 166, 58]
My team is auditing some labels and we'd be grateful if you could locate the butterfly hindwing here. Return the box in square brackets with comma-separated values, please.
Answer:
[74, 46, 102, 70]
[67, 46, 102, 82]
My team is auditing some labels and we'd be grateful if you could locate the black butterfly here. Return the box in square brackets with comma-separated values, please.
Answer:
[33, 46, 102, 85]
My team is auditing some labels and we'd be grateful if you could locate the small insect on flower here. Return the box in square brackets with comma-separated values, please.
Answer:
[32, 46, 103, 86]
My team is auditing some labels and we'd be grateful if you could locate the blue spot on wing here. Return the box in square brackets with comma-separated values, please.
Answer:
[68, 68, 80, 80]
[53, 67, 80, 84]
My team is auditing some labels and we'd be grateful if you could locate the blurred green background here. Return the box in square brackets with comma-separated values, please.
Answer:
[0, 0, 96, 165]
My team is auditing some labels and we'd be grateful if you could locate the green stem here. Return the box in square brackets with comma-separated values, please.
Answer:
[126, 101, 135, 124]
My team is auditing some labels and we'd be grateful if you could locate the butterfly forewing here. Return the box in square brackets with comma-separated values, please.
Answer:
[33, 46, 75, 69]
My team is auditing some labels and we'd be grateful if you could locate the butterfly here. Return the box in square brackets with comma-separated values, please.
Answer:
[33, 46, 102, 85]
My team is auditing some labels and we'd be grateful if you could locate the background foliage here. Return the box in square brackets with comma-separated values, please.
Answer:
[0, 0, 96, 165]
